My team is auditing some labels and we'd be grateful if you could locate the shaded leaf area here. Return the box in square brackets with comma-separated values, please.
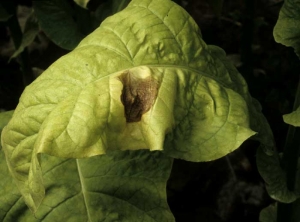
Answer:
[289, 198, 300, 221]
[259, 203, 277, 222]
[167, 142, 271, 222]
[0, 59, 24, 110]
[0, 150, 174, 221]
[283, 106, 300, 126]
[93, 0, 131, 23]
[9, 11, 39, 60]
[0, 3, 12, 21]
[32, 0, 92, 50]
[0, 110, 13, 135]
[260, 199, 300, 222]
[1, 0, 275, 212]
[273, 0, 300, 58]
[256, 146, 300, 203]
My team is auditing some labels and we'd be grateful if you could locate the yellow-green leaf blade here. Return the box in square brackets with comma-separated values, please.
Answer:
[283, 106, 300, 126]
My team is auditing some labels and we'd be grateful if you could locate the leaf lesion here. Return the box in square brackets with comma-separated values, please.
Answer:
[119, 70, 160, 122]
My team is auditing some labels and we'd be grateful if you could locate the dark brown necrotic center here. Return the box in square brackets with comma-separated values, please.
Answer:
[119, 71, 159, 122]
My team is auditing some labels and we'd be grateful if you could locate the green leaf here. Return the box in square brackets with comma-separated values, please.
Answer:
[259, 203, 277, 222]
[273, 0, 300, 58]
[93, 0, 131, 25]
[111, 0, 131, 14]
[2, 0, 272, 212]
[283, 106, 300, 127]
[9, 11, 39, 61]
[74, 0, 90, 9]
[0, 110, 14, 148]
[0, 3, 12, 22]
[256, 146, 300, 203]
[249, 98, 275, 155]
[261, 199, 300, 222]
[0, 110, 13, 132]
[32, 0, 87, 50]
[0, 149, 36, 221]
[0, 150, 174, 221]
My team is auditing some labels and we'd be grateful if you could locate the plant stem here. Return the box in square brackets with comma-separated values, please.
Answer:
[283, 79, 300, 159]
[277, 77, 300, 222]
[277, 203, 292, 222]
[283, 77, 300, 190]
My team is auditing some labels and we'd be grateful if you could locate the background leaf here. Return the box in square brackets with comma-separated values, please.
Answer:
[93, 0, 131, 25]
[74, 0, 90, 9]
[259, 203, 277, 222]
[9, 11, 39, 61]
[273, 0, 300, 58]
[0, 150, 174, 221]
[0, 3, 12, 22]
[283, 106, 300, 127]
[33, 0, 91, 50]
[256, 146, 300, 203]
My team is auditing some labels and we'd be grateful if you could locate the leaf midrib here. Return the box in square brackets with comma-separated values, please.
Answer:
[76, 159, 92, 222]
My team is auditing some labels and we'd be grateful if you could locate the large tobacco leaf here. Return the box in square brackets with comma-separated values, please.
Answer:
[0, 149, 174, 221]
[1, 0, 273, 214]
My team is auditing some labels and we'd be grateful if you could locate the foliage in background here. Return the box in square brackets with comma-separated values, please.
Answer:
[33, 0, 131, 50]
[258, 0, 300, 221]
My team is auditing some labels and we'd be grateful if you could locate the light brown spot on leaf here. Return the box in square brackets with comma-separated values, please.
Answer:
[119, 70, 159, 122]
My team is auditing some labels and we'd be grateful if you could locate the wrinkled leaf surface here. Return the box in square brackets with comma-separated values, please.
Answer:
[1, 0, 272, 214]
[0, 150, 174, 221]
